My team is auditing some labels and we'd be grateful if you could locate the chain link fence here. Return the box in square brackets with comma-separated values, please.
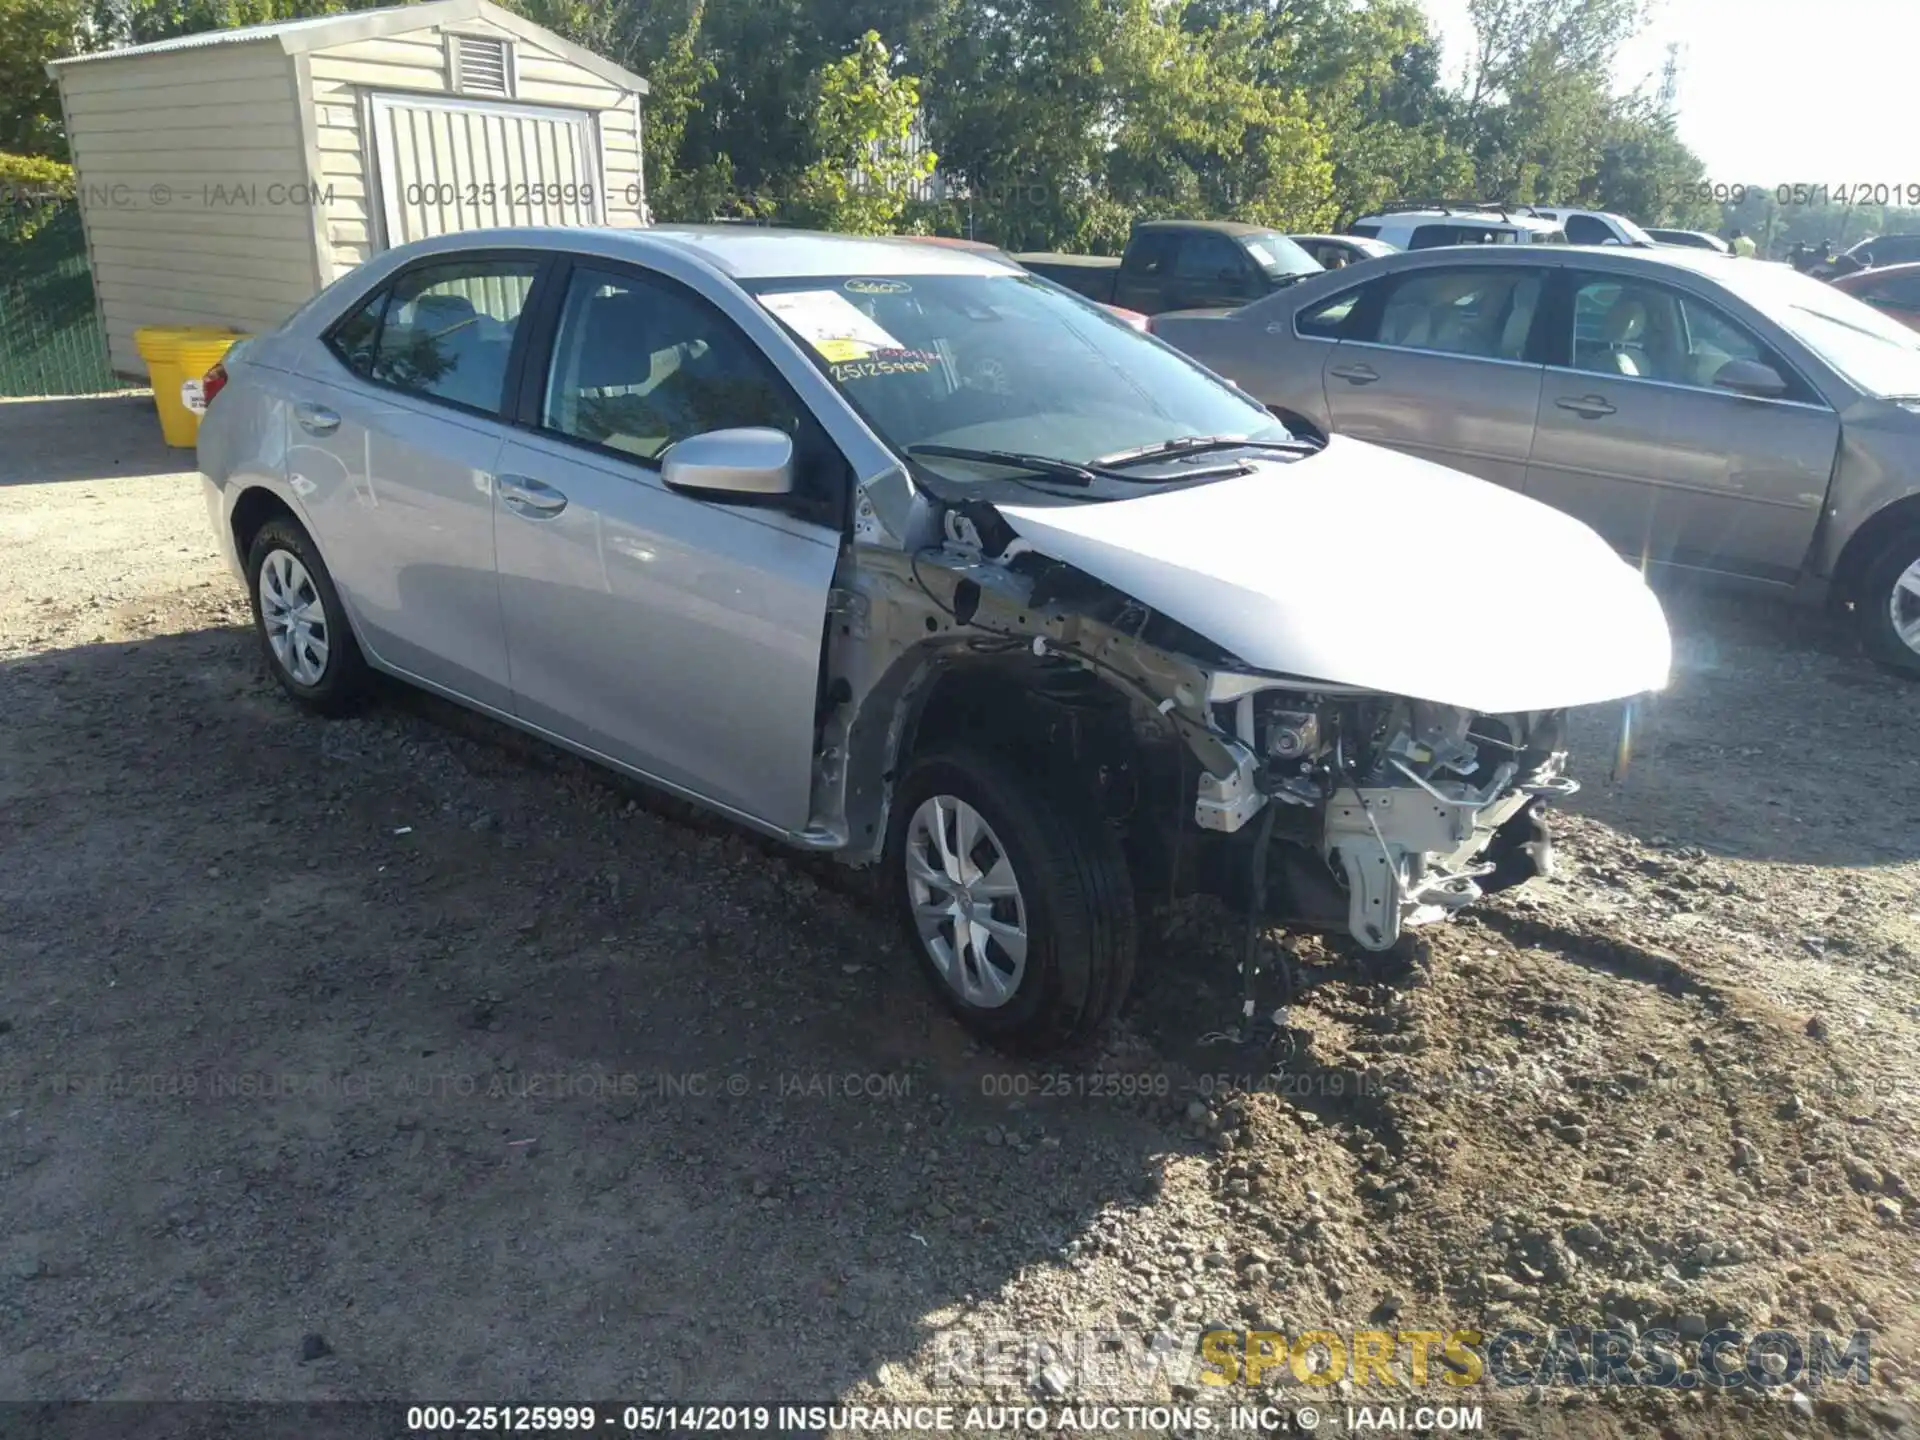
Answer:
[0, 193, 132, 397]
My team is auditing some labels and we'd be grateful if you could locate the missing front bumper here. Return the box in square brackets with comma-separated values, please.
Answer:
[1323, 776, 1570, 950]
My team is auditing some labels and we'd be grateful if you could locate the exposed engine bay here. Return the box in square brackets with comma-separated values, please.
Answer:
[817, 490, 1578, 961]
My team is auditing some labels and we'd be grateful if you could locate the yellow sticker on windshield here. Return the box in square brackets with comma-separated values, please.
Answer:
[758, 289, 903, 363]
[815, 338, 875, 362]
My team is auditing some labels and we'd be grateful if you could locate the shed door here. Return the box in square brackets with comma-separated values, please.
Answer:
[371, 93, 604, 248]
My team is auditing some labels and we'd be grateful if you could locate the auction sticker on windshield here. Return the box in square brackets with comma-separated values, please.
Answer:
[759, 289, 904, 362]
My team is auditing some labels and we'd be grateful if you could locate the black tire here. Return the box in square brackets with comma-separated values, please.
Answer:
[245, 516, 371, 715]
[1854, 527, 1920, 679]
[885, 746, 1136, 1055]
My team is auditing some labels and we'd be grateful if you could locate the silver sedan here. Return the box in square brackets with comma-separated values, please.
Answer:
[195, 225, 1669, 1053]
[1154, 245, 1920, 675]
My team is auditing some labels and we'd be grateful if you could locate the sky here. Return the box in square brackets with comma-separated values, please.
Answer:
[1417, 0, 1918, 187]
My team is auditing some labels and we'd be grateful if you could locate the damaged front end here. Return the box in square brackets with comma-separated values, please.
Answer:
[1203, 680, 1575, 950]
[820, 493, 1582, 960]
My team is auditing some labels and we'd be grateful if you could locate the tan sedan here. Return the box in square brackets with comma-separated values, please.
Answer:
[1155, 245, 1920, 675]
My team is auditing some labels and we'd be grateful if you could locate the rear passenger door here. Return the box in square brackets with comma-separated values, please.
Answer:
[295, 252, 548, 711]
[1318, 263, 1548, 490]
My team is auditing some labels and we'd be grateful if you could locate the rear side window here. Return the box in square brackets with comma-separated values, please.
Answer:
[1375, 268, 1543, 360]
[373, 260, 539, 413]
[1348, 224, 1381, 239]
[1564, 214, 1614, 245]
[1125, 232, 1177, 275]
[1409, 223, 1520, 249]
[326, 258, 540, 416]
[326, 289, 389, 378]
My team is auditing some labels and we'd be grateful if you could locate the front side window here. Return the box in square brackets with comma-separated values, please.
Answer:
[1173, 234, 1254, 284]
[335, 258, 539, 414]
[1373, 268, 1543, 360]
[542, 266, 800, 462]
[1568, 276, 1780, 388]
[744, 271, 1289, 488]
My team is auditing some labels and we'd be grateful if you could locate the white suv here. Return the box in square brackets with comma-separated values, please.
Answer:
[1349, 207, 1567, 250]
[1529, 207, 1659, 248]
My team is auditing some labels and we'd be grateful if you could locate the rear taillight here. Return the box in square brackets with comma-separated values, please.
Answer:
[201, 362, 229, 407]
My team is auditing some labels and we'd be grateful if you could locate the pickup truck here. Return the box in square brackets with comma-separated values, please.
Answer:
[1015, 219, 1323, 315]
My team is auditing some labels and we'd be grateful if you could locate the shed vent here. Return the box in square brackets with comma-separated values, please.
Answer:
[451, 35, 513, 96]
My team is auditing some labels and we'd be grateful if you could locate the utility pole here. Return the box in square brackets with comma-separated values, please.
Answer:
[1657, 43, 1684, 124]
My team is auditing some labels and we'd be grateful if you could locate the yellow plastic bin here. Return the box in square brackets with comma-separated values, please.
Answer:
[133, 325, 237, 447]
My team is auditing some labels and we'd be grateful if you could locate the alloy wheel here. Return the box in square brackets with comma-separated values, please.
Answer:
[1890, 556, 1920, 658]
[258, 548, 330, 686]
[903, 794, 1029, 1009]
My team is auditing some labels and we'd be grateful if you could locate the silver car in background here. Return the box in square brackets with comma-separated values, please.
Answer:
[1154, 245, 1920, 675]
[198, 226, 1669, 1053]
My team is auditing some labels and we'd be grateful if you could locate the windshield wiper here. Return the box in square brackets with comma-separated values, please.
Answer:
[1094, 434, 1321, 467]
[907, 444, 1106, 486]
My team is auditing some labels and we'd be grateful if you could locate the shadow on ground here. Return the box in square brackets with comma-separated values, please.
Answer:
[0, 624, 1209, 1401]
[1562, 578, 1920, 868]
[0, 393, 183, 487]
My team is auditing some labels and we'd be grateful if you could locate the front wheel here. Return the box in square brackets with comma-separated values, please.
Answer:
[885, 747, 1136, 1055]
[1854, 527, 1920, 679]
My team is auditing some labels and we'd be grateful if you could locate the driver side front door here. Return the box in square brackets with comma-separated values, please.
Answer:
[491, 260, 845, 833]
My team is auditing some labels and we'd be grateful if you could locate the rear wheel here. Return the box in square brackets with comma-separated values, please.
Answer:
[246, 516, 370, 714]
[886, 746, 1135, 1055]
[1854, 527, 1920, 678]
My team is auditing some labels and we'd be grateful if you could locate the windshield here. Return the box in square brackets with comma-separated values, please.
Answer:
[745, 271, 1292, 482]
[1728, 264, 1920, 396]
[1238, 232, 1323, 278]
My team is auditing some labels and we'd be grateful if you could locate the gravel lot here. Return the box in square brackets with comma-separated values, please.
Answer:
[2, 393, 1917, 1438]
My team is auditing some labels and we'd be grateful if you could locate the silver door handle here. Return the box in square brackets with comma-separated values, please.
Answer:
[1329, 363, 1379, 385]
[498, 473, 568, 517]
[1556, 394, 1617, 418]
[294, 401, 340, 435]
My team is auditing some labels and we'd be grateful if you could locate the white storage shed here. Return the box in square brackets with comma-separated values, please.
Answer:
[49, 0, 648, 379]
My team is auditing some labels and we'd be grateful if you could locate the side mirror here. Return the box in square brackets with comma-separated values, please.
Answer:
[1713, 359, 1788, 399]
[660, 427, 794, 497]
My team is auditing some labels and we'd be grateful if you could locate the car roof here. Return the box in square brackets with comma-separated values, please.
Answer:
[1132, 218, 1275, 237]
[1281, 243, 1751, 286]
[376, 224, 1021, 279]
[1356, 209, 1559, 231]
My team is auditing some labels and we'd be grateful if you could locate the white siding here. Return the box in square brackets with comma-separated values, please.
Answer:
[58, 44, 319, 377]
[58, 1, 647, 372]
[308, 22, 644, 280]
